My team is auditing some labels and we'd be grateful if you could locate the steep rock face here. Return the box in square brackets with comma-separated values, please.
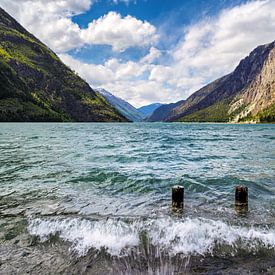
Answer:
[96, 88, 143, 122]
[0, 8, 127, 122]
[162, 41, 274, 122]
[229, 46, 275, 122]
[147, 100, 185, 121]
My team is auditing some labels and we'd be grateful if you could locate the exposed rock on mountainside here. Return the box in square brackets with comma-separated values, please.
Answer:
[229, 43, 275, 123]
[148, 41, 275, 123]
[97, 88, 143, 122]
[0, 8, 127, 122]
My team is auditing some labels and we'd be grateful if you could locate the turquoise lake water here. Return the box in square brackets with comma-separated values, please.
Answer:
[0, 123, 274, 274]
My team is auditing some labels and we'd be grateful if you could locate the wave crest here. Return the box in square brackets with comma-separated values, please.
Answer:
[28, 217, 275, 257]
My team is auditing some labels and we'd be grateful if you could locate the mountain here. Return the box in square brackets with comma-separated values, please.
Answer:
[138, 103, 164, 118]
[147, 100, 185, 121]
[151, 41, 275, 123]
[0, 8, 127, 122]
[96, 88, 143, 122]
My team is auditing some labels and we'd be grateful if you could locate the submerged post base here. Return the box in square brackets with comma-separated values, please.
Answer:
[235, 186, 248, 214]
[172, 185, 184, 212]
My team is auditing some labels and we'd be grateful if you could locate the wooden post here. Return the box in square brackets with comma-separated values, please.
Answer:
[172, 185, 184, 211]
[235, 186, 248, 213]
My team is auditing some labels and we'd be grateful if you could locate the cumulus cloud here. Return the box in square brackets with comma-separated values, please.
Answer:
[0, 0, 89, 52]
[0, 0, 158, 53]
[81, 12, 158, 52]
[59, 54, 149, 85]
[140, 47, 162, 64]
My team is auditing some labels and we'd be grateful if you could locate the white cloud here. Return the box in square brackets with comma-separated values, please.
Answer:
[0, 0, 90, 52]
[0, 0, 158, 53]
[59, 53, 149, 85]
[140, 47, 161, 64]
[149, 65, 172, 83]
[1, 0, 92, 16]
[81, 12, 158, 52]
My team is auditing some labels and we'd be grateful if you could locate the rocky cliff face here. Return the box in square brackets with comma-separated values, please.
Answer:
[229, 45, 275, 122]
[149, 41, 275, 123]
[0, 8, 127, 122]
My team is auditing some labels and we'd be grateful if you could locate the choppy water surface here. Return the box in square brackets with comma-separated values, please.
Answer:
[0, 123, 274, 274]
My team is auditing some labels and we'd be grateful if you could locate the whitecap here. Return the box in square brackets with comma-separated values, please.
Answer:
[28, 218, 139, 256]
[28, 216, 275, 257]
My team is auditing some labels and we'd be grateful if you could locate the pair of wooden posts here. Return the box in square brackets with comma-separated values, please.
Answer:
[172, 185, 248, 213]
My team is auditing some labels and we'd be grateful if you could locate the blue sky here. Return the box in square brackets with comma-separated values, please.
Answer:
[74, 0, 247, 27]
[70, 0, 248, 64]
[1, 0, 274, 107]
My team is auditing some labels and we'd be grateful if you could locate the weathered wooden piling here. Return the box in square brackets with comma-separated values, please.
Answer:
[172, 185, 184, 211]
[235, 186, 248, 213]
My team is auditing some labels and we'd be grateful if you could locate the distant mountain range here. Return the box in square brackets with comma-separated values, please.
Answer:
[147, 100, 185, 122]
[96, 88, 144, 122]
[138, 103, 163, 118]
[0, 8, 127, 122]
[148, 41, 275, 123]
[0, 8, 273, 123]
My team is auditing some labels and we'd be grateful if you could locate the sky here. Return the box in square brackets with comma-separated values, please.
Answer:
[0, 0, 274, 107]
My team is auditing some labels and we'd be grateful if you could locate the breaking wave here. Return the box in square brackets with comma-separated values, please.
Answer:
[28, 216, 275, 257]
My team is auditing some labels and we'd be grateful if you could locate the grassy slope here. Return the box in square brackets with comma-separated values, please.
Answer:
[177, 101, 275, 123]
[177, 101, 231, 122]
[0, 8, 127, 122]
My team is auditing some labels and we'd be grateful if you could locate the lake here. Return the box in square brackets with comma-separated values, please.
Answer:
[0, 123, 274, 274]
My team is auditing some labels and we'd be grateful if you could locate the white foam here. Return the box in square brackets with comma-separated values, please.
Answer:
[147, 218, 275, 255]
[28, 218, 139, 256]
[28, 217, 275, 257]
